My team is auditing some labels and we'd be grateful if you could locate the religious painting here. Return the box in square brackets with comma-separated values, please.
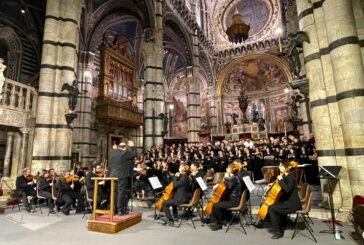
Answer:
[222, 58, 288, 96]
[171, 79, 188, 138]
[271, 107, 289, 133]
[223, 101, 241, 125]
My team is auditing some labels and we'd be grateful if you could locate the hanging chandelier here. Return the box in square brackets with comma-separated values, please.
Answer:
[225, 9, 250, 44]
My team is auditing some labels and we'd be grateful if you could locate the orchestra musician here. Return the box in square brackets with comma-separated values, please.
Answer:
[37, 171, 55, 214]
[253, 159, 302, 239]
[16, 168, 36, 212]
[190, 161, 204, 193]
[209, 162, 243, 231]
[56, 172, 85, 215]
[162, 162, 191, 226]
[85, 163, 109, 209]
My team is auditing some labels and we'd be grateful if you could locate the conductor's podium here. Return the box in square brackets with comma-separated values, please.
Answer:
[87, 177, 142, 234]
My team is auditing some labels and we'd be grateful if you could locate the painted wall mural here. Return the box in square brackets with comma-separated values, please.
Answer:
[171, 78, 208, 138]
[221, 57, 292, 133]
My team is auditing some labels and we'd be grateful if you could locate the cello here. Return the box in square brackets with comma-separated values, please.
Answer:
[257, 160, 298, 220]
[204, 181, 227, 216]
[155, 182, 174, 211]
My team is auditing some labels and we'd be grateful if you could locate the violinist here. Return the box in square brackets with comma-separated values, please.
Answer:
[210, 162, 242, 231]
[85, 163, 109, 209]
[57, 172, 84, 215]
[162, 162, 191, 226]
[134, 162, 147, 200]
[38, 171, 55, 214]
[15, 168, 36, 212]
[190, 161, 204, 193]
[253, 159, 301, 239]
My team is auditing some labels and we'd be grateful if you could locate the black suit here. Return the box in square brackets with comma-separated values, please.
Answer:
[162, 173, 190, 221]
[268, 173, 302, 234]
[109, 147, 137, 213]
[16, 175, 36, 208]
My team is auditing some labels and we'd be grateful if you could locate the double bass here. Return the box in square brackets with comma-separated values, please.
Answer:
[257, 161, 298, 220]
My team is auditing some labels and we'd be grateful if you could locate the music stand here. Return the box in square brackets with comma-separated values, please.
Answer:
[148, 177, 164, 220]
[318, 165, 344, 240]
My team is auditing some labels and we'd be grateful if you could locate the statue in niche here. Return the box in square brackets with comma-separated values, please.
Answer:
[251, 103, 260, 123]
[238, 90, 249, 123]
[231, 113, 239, 125]
[285, 31, 310, 79]
[0, 58, 5, 100]
[289, 92, 305, 135]
[158, 113, 168, 137]
[225, 121, 232, 134]
[257, 118, 266, 132]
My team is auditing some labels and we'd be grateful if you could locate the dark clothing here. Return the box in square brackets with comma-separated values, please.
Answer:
[37, 177, 54, 210]
[15, 175, 36, 207]
[109, 147, 137, 178]
[268, 173, 301, 233]
[163, 173, 190, 221]
[210, 175, 242, 226]
[191, 170, 204, 192]
[109, 147, 137, 213]
[56, 180, 84, 213]
[85, 171, 97, 199]
[236, 169, 250, 201]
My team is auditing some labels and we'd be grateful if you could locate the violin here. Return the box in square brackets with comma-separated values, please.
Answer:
[64, 172, 80, 183]
[26, 175, 34, 181]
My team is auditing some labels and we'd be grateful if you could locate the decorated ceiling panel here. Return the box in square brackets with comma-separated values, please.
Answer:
[208, 0, 282, 50]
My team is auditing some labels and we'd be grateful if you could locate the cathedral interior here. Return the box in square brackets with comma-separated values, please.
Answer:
[0, 0, 364, 243]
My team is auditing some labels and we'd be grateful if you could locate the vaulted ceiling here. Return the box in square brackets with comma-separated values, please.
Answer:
[206, 0, 283, 50]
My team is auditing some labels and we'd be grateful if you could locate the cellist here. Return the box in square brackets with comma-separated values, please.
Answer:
[162, 162, 191, 226]
[210, 162, 243, 231]
[253, 159, 301, 239]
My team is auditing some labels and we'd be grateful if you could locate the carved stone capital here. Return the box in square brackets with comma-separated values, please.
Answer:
[20, 127, 31, 134]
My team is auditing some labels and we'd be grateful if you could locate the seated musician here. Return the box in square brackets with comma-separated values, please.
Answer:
[134, 162, 148, 200]
[162, 162, 191, 226]
[210, 162, 242, 231]
[16, 168, 36, 212]
[85, 163, 109, 209]
[190, 161, 204, 192]
[254, 159, 302, 239]
[37, 171, 56, 214]
[57, 172, 85, 215]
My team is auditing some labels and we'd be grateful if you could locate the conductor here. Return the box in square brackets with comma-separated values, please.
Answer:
[109, 140, 137, 215]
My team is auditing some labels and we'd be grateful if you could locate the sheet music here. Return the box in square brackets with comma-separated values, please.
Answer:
[242, 176, 255, 192]
[148, 176, 162, 190]
[196, 177, 208, 191]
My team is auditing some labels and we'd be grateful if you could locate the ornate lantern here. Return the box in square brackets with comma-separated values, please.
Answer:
[225, 9, 250, 43]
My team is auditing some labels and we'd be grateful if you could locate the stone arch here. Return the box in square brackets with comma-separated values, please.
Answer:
[215, 53, 292, 97]
[0, 25, 22, 81]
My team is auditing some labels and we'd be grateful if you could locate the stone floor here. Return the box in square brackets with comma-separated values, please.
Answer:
[1, 184, 362, 245]
[0, 205, 362, 245]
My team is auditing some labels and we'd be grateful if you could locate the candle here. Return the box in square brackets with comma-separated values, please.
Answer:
[278, 37, 282, 52]
[269, 122, 272, 133]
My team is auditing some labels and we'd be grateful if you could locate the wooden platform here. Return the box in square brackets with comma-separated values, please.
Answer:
[87, 212, 142, 234]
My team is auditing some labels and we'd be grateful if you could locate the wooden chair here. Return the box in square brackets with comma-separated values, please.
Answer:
[291, 190, 317, 242]
[177, 188, 202, 229]
[225, 190, 249, 234]
[298, 183, 313, 224]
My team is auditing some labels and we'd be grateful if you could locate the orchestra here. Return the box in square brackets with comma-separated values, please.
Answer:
[10, 135, 318, 239]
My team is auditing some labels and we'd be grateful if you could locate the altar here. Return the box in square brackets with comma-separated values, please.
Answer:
[225, 123, 268, 141]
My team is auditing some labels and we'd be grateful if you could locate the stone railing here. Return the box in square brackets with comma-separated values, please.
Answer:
[0, 78, 38, 128]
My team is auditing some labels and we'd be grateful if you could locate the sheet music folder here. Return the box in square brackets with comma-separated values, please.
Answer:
[319, 166, 341, 179]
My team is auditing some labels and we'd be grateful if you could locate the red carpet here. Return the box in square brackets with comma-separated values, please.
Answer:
[96, 212, 142, 223]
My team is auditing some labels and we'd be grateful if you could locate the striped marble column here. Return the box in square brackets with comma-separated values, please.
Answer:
[187, 73, 200, 144]
[352, 0, 364, 64]
[142, 1, 164, 151]
[296, 0, 342, 206]
[31, 0, 83, 173]
[208, 94, 217, 137]
[323, 0, 364, 197]
[73, 51, 95, 165]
